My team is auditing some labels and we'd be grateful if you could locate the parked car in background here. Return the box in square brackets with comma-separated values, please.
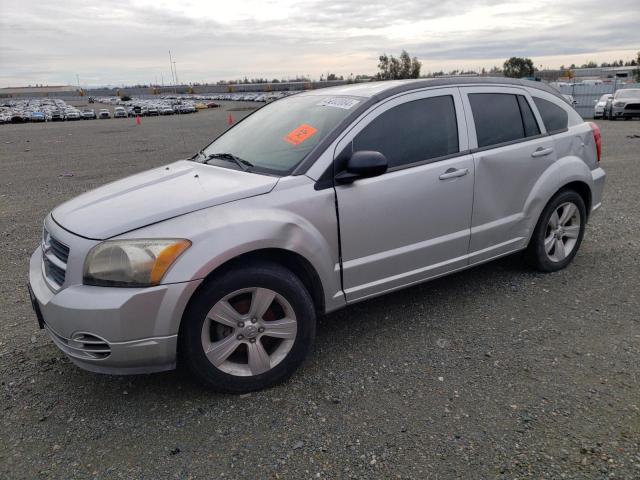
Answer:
[147, 107, 159, 116]
[28, 78, 605, 393]
[50, 110, 64, 121]
[114, 107, 128, 118]
[29, 111, 46, 122]
[604, 88, 640, 120]
[11, 112, 28, 123]
[160, 106, 174, 115]
[82, 109, 96, 120]
[98, 109, 111, 119]
[65, 110, 81, 120]
[593, 94, 613, 119]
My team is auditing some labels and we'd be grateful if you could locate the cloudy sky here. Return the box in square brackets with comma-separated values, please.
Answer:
[1, 0, 638, 87]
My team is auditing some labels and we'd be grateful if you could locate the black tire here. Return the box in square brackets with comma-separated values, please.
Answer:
[179, 262, 316, 393]
[525, 189, 587, 272]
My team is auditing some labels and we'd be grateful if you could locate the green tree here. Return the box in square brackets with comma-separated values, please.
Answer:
[503, 57, 535, 78]
[410, 56, 422, 78]
[377, 51, 422, 80]
[399, 50, 412, 78]
[378, 54, 390, 80]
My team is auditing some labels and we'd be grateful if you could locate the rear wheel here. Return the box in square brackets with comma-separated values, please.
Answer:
[179, 262, 316, 393]
[525, 190, 586, 272]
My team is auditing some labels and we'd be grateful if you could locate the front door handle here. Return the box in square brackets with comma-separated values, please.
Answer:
[439, 168, 469, 180]
[531, 147, 554, 158]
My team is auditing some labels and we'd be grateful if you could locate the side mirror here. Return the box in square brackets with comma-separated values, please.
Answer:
[335, 150, 388, 184]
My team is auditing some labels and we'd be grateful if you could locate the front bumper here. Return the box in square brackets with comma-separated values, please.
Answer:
[28, 239, 201, 375]
[612, 106, 640, 118]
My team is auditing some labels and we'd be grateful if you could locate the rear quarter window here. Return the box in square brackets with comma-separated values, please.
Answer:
[532, 97, 569, 134]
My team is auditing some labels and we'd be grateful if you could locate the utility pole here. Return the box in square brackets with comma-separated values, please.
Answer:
[169, 50, 176, 85]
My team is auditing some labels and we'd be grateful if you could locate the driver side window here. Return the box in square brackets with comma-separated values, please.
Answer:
[353, 95, 459, 169]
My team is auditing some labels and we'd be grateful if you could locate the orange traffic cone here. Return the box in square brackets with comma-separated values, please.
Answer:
[136, 115, 141, 125]
[227, 113, 234, 125]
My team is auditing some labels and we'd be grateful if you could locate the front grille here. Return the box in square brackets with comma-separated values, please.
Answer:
[43, 258, 66, 285]
[42, 228, 70, 288]
[625, 103, 640, 110]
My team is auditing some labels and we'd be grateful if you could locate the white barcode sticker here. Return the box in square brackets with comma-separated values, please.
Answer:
[317, 97, 360, 109]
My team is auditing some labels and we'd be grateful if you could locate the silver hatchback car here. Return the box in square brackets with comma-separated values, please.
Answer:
[28, 78, 605, 393]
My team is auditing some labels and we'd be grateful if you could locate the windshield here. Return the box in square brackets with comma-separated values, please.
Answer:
[615, 89, 640, 99]
[201, 94, 362, 174]
[599, 94, 612, 101]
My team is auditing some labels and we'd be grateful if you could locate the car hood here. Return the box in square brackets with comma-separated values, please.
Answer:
[614, 96, 640, 103]
[52, 160, 279, 240]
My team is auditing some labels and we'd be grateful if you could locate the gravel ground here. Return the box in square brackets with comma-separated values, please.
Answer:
[1, 111, 639, 479]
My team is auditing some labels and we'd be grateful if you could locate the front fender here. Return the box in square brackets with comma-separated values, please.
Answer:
[123, 179, 343, 313]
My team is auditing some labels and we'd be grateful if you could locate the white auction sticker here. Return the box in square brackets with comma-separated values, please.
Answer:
[317, 97, 360, 109]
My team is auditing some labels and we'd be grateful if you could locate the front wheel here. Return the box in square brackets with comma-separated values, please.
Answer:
[179, 262, 316, 393]
[525, 190, 586, 272]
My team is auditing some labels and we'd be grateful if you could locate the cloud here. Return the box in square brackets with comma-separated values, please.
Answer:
[0, 0, 638, 86]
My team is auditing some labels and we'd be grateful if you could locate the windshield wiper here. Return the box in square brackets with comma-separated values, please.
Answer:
[203, 152, 253, 172]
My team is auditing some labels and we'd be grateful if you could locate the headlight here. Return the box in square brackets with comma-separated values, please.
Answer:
[83, 239, 191, 287]
[613, 101, 625, 107]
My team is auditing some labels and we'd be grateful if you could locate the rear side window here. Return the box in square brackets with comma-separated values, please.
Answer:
[532, 97, 568, 134]
[469, 93, 540, 148]
[353, 95, 459, 168]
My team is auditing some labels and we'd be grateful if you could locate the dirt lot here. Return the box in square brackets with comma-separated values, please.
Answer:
[1, 111, 639, 479]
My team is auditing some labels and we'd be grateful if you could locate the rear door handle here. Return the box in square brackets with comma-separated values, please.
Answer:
[531, 147, 554, 158]
[439, 168, 469, 180]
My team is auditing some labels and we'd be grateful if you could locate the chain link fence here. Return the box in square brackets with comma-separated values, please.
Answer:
[555, 82, 640, 118]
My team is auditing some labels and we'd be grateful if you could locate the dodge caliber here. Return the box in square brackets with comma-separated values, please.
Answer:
[28, 78, 606, 393]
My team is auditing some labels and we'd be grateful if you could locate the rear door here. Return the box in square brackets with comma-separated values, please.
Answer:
[334, 88, 475, 302]
[459, 87, 557, 263]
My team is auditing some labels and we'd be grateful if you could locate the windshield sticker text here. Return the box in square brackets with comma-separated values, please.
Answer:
[284, 124, 318, 145]
[317, 97, 360, 110]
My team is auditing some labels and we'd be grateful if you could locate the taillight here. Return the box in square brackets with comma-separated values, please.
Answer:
[589, 122, 601, 162]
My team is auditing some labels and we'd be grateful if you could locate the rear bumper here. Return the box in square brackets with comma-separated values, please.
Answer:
[28, 246, 201, 375]
[590, 167, 606, 215]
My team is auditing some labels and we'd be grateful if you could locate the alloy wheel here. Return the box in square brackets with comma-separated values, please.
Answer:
[544, 201, 581, 262]
[200, 287, 297, 376]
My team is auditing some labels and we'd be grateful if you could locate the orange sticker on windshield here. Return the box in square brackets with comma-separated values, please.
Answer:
[285, 124, 318, 145]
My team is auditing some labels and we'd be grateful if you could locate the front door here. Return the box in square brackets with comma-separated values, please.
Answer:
[334, 88, 475, 302]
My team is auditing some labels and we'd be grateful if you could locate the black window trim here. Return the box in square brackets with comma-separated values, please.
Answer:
[469, 132, 549, 154]
[516, 94, 541, 137]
